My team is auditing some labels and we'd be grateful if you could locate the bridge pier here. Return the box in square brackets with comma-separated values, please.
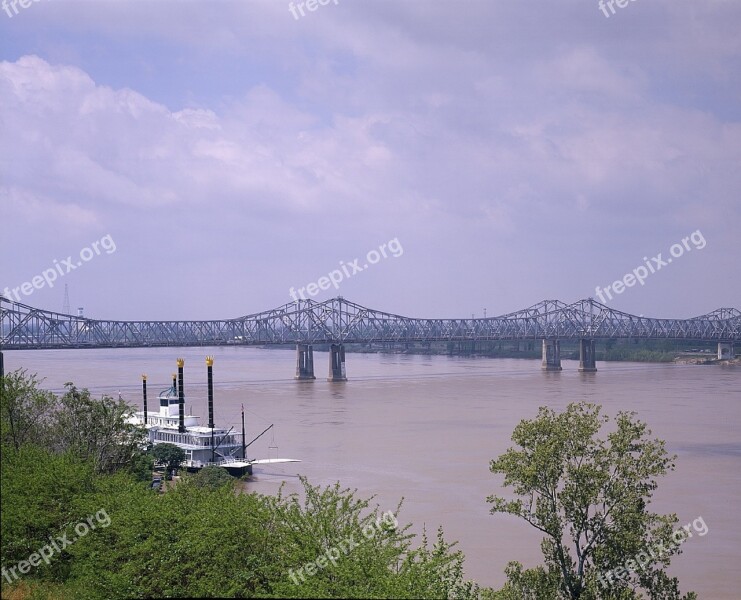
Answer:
[541, 339, 562, 371]
[295, 344, 316, 380]
[328, 343, 347, 382]
[718, 342, 734, 360]
[578, 339, 597, 372]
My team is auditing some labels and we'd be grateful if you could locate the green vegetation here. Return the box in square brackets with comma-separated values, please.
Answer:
[190, 464, 236, 489]
[0, 370, 147, 474]
[349, 339, 716, 363]
[487, 402, 696, 599]
[1, 371, 698, 599]
[152, 442, 186, 479]
[1, 370, 477, 599]
[599, 339, 686, 363]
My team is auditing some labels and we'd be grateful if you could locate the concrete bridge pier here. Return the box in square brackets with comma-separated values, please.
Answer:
[718, 342, 735, 360]
[541, 339, 562, 371]
[578, 339, 597, 372]
[295, 344, 316, 380]
[328, 343, 347, 382]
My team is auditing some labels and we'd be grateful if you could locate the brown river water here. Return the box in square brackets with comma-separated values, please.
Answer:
[4, 348, 740, 597]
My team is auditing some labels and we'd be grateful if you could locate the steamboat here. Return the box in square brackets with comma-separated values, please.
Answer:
[131, 357, 299, 476]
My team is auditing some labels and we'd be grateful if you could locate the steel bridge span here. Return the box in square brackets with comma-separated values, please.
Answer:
[1, 296, 738, 379]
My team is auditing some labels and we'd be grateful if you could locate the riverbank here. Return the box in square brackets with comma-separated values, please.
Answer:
[673, 356, 740, 366]
[339, 342, 732, 364]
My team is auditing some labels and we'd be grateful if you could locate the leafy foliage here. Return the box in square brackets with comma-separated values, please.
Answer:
[51, 384, 148, 474]
[60, 476, 478, 599]
[152, 442, 186, 477]
[0, 444, 96, 581]
[1, 371, 148, 475]
[126, 448, 155, 482]
[189, 464, 235, 489]
[487, 402, 696, 600]
[261, 477, 478, 599]
[0, 369, 57, 451]
[2, 371, 480, 599]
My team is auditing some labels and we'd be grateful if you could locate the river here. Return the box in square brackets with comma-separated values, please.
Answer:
[4, 347, 740, 597]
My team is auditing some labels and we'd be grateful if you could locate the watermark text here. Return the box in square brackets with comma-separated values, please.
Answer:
[598, 0, 638, 19]
[2, 234, 117, 306]
[289, 0, 339, 20]
[594, 230, 706, 304]
[1, 509, 111, 585]
[598, 515, 708, 588]
[3, 0, 45, 19]
[288, 510, 398, 585]
[289, 238, 403, 301]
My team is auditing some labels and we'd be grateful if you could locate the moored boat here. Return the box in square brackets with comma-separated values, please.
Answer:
[131, 357, 299, 477]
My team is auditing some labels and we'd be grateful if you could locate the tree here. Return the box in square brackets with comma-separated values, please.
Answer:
[487, 402, 696, 600]
[153, 443, 186, 478]
[127, 447, 155, 482]
[64, 475, 480, 599]
[190, 465, 234, 489]
[0, 369, 57, 451]
[1, 444, 95, 578]
[262, 477, 479, 599]
[51, 384, 148, 474]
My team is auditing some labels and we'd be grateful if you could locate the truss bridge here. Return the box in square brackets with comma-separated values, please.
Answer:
[1, 296, 738, 379]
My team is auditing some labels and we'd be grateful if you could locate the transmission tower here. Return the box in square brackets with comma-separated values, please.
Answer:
[62, 284, 71, 314]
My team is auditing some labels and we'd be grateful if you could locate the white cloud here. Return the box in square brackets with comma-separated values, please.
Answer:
[1, 185, 100, 229]
[1, 0, 739, 317]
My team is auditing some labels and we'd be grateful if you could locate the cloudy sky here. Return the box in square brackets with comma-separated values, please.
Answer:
[1, 0, 739, 321]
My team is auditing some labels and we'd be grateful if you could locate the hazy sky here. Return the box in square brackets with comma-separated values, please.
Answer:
[1, 0, 739, 321]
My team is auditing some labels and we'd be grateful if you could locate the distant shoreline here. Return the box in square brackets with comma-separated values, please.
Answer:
[260, 342, 737, 365]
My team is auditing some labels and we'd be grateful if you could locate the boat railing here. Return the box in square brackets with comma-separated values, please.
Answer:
[217, 456, 245, 465]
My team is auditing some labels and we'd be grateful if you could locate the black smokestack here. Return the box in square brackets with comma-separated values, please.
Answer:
[172, 373, 177, 396]
[206, 356, 214, 429]
[241, 403, 246, 460]
[177, 358, 185, 433]
[142, 374, 148, 424]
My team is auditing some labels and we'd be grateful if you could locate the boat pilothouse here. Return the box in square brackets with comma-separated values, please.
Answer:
[131, 357, 299, 476]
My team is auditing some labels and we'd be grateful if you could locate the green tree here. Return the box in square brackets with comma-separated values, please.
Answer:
[152, 443, 186, 478]
[263, 477, 478, 599]
[64, 476, 479, 599]
[190, 465, 235, 489]
[1, 444, 95, 579]
[50, 383, 148, 474]
[66, 474, 276, 599]
[487, 402, 696, 600]
[0, 369, 57, 451]
[127, 446, 155, 482]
